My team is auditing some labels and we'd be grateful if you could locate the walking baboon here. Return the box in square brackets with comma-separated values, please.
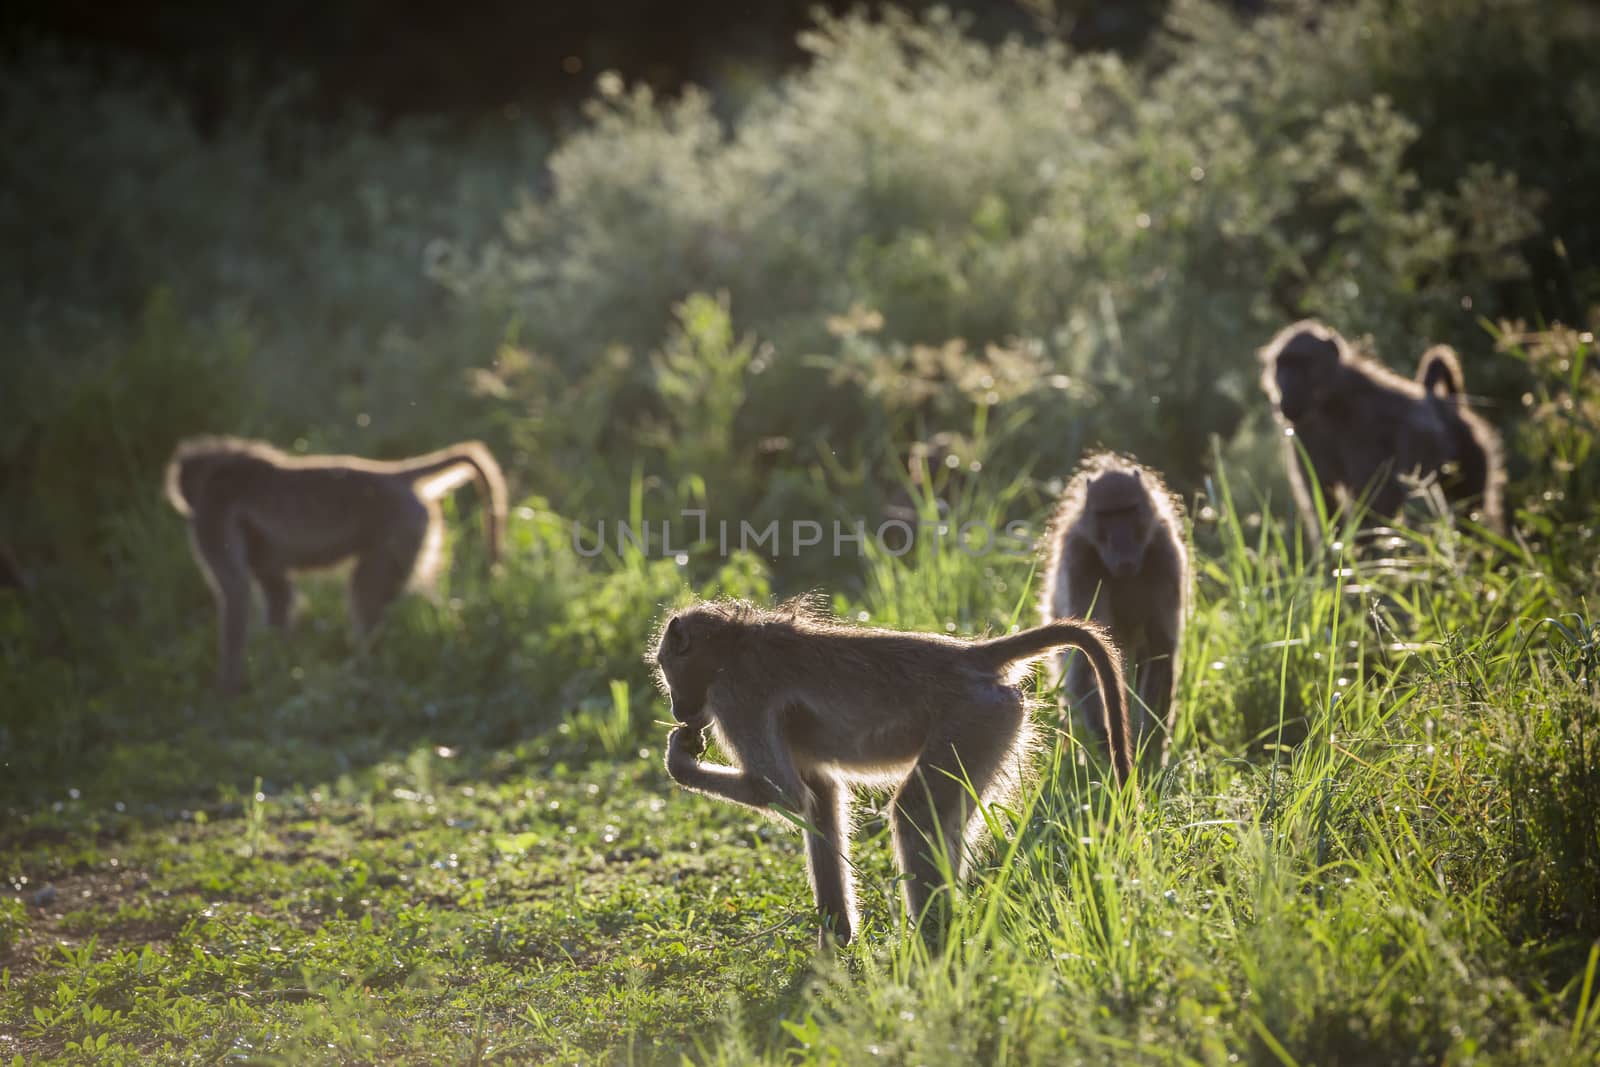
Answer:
[653, 597, 1130, 947]
[1414, 344, 1506, 532]
[1258, 320, 1501, 538]
[1040, 453, 1187, 770]
[164, 436, 507, 693]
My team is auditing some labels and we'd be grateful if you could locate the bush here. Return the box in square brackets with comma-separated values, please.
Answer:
[440, 3, 1562, 497]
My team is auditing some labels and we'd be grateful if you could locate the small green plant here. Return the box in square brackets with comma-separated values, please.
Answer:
[0, 896, 26, 956]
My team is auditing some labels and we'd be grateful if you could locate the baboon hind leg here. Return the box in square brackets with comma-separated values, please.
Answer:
[1132, 654, 1175, 769]
[892, 699, 1022, 934]
[348, 518, 428, 636]
[252, 564, 296, 631]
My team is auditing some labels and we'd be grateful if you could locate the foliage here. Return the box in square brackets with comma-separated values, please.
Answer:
[434, 2, 1578, 490]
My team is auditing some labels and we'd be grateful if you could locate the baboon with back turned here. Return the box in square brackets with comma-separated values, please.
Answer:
[653, 597, 1131, 948]
[165, 436, 507, 693]
[1258, 320, 1503, 539]
[1040, 452, 1188, 770]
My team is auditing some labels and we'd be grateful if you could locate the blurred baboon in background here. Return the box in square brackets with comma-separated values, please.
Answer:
[165, 436, 507, 693]
[654, 597, 1130, 947]
[1258, 320, 1502, 539]
[1040, 452, 1188, 769]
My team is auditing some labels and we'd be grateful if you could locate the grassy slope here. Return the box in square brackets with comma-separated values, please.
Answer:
[3, 464, 1599, 1066]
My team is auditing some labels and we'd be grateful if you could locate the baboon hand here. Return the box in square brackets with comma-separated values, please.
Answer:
[666, 724, 708, 768]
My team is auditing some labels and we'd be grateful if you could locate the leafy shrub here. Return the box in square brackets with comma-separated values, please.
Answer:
[438, 6, 1563, 500]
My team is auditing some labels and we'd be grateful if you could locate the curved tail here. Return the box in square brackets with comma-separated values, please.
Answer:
[387, 441, 508, 565]
[1416, 344, 1465, 400]
[969, 620, 1132, 786]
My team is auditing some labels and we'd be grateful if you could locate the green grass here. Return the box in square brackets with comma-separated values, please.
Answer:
[4, 467, 1600, 1065]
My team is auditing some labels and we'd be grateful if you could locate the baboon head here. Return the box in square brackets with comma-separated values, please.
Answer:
[653, 606, 735, 725]
[1263, 322, 1344, 421]
[1084, 468, 1157, 578]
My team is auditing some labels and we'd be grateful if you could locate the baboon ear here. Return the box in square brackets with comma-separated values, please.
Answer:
[666, 616, 692, 656]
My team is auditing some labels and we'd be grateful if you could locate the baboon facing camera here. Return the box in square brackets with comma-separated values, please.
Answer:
[165, 436, 507, 693]
[653, 598, 1130, 948]
[1258, 320, 1504, 538]
[1040, 452, 1188, 770]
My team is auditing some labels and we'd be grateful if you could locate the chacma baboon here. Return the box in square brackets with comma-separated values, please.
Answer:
[164, 436, 507, 693]
[653, 598, 1130, 947]
[1259, 320, 1502, 538]
[1414, 343, 1506, 532]
[1040, 452, 1188, 770]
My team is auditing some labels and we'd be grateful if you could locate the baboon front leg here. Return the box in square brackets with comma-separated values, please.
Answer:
[664, 725, 813, 816]
[801, 773, 856, 947]
[1133, 653, 1175, 768]
[1062, 590, 1114, 754]
[1064, 649, 1104, 746]
[1287, 438, 1342, 537]
[892, 704, 1020, 933]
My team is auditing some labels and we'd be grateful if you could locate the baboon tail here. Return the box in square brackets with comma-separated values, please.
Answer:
[162, 456, 193, 517]
[1417, 345, 1464, 399]
[391, 442, 508, 565]
[970, 621, 1133, 786]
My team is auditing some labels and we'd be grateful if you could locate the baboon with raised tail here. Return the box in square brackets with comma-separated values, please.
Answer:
[165, 436, 507, 693]
[653, 597, 1130, 947]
